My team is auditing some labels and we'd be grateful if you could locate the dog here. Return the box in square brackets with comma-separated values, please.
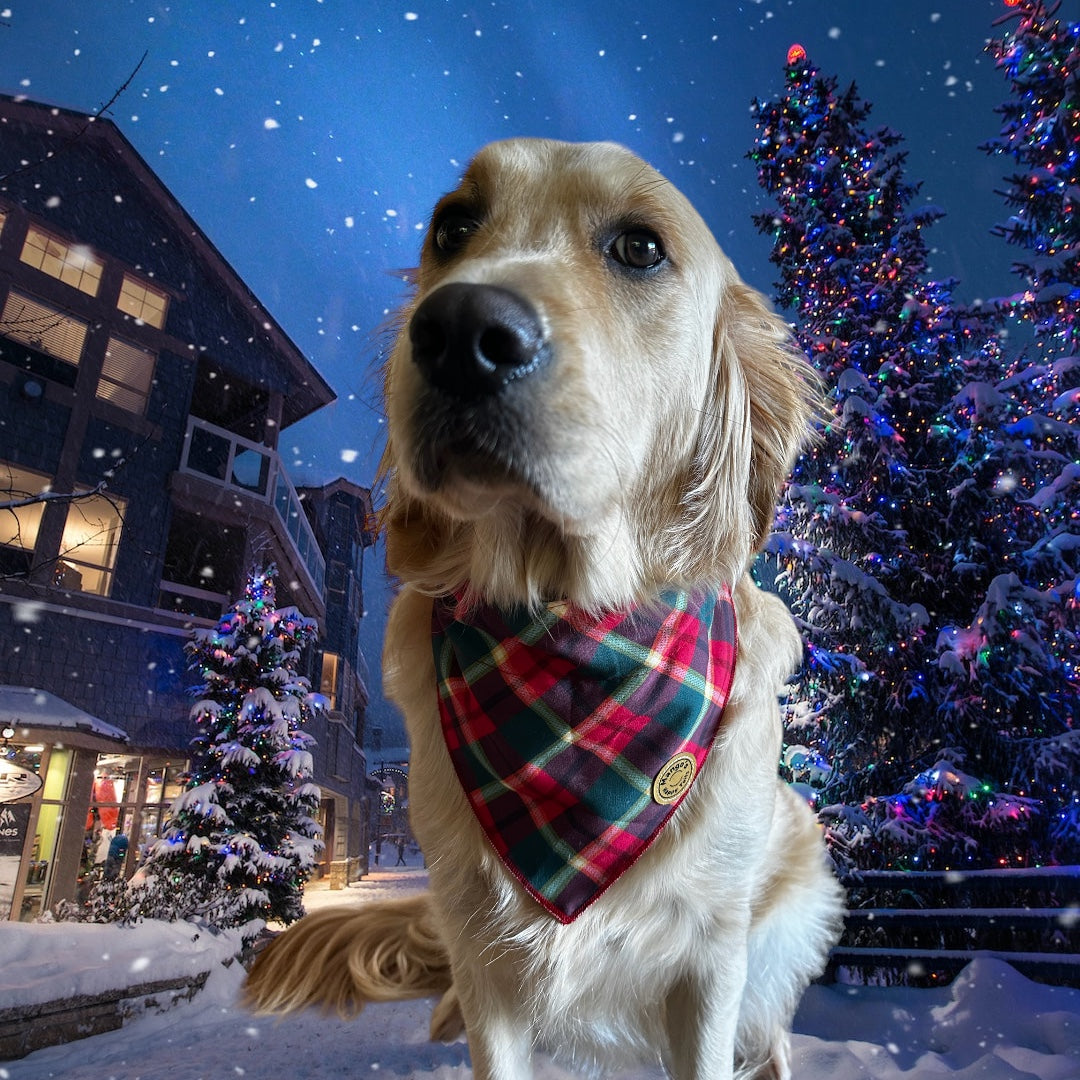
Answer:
[246, 139, 844, 1080]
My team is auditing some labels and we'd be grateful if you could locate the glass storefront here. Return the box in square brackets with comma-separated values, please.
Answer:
[77, 753, 187, 905]
[1, 733, 189, 920]
[134, 761, 186, 861]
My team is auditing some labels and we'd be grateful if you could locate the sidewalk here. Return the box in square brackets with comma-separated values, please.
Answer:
[301, 864, 430, 913]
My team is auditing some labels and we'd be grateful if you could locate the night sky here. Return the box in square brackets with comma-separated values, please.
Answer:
[0, 0, 1053, 740]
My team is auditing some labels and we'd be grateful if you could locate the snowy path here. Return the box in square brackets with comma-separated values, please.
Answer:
[2, 867, 1079, 1080]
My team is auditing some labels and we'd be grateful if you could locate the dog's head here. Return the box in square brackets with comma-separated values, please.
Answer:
[382, 139, 819, 610]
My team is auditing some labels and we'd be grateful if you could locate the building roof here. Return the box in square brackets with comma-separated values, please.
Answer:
[0, 93, 335, 428]
[304, 476, 375, 503]
[0, 685, 129, 742]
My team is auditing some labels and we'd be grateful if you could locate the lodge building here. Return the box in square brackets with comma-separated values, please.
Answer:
[0, 95, 375, 920]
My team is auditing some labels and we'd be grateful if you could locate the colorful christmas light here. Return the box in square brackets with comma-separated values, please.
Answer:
[147, 565, 325, 929]
[748, 29, 1078, 873]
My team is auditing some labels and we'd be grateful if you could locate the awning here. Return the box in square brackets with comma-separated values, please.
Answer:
[0, 685, 128, 743]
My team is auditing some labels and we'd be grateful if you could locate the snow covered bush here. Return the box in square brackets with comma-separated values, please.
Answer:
[54, 869, 218, 927]
[822, 760, 1044, 875]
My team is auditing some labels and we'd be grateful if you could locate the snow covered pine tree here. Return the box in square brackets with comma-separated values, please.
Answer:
[150, 565, 324, 934]
[942, 0, 1080, 857]
[748, 37, 1078, 872]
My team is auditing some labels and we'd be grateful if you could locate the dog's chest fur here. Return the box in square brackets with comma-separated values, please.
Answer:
[387, 580, 797, 1069]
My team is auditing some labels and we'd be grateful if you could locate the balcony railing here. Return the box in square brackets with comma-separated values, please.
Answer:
[178, 416, 326, 599]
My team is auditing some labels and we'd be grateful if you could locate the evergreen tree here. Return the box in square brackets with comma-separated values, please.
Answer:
[936, 0, 1080, 855]
[748, 45, 963, 807]
[984, 0, 1080, 358]
[981, 0, 1080, 600]
[748, 44, 1076, 871]
[150, 565, 323, 933]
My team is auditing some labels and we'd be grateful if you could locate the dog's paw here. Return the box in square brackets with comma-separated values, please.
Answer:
[430, 985, 466, 1042]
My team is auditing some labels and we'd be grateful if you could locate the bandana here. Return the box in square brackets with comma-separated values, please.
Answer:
[431, 586, 737, 923]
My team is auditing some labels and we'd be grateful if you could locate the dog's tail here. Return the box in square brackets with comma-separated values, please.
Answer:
[243, 892, 454, 1019]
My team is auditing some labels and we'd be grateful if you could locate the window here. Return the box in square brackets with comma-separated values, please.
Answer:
[97, 336, 155, 415]
[157, 507, 243, 619]
[20, 226, 104, 297]
[55, 490, 126, 597]
[137, 762, 187, 855]
[15, 744, 70, 921]
[0, 462, 50, 578]
[320, 651, 340, 710]
[117, 274, 168, 329]
[0, 464, 126, 594]
[0, 462, 50, 553]
[1, 289, 88, 366]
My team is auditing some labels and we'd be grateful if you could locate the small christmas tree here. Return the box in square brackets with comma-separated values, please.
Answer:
[150, 565, 324, 933]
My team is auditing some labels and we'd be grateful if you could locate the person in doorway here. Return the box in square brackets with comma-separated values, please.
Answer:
[104, 833, 128, 881]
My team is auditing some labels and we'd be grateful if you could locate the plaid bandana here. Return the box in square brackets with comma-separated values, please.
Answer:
[431, 586, 737, 923]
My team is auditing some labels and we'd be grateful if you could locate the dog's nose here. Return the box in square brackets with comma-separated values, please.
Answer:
[409, 283, 548, 399]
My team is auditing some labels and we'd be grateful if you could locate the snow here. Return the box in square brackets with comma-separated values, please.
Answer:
[0, 685, 128, 742]
[2, 868, 1079, 1079]
[0, 918, 243, 1010]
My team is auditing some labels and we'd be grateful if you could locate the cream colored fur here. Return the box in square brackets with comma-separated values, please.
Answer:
[246, 139, 844, 1080]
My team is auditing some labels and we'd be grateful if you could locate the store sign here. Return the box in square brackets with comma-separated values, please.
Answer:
[0, 802, 31, 920]
[0, 760, 43, 803]
[0, 803, 30, 852]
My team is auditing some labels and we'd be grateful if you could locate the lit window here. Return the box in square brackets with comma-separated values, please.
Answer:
[20, 226, 103, 296]
[97, 336, 155, 415]
[117, 274, 168, 329]
[1, 289, 88, 365]
[0, 462, 50, 554]
[0, 209, 7, 236]
[320, 651, 340, 711]
[55, 490, 126, 597]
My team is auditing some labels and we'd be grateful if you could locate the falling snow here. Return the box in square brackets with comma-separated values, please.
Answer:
[0, 0, 1050, 888]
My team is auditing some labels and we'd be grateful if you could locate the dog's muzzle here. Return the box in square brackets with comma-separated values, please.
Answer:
[409, 283, 550, 400]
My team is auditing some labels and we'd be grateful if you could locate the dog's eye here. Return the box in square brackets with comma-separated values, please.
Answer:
[433, 213, 480, 255]
[610, 229, 666, 270]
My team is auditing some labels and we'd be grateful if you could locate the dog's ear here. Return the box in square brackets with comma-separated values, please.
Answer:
[668, 280, 820, 585]
[726, 281, 821, 551]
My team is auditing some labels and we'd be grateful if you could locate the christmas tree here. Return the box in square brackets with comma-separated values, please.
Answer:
[150, 565, 324, 932]
[748, 45, 963, 806]
[984, 0, 1079, 358]
[748, 42, 1079, 871]
[981, 0, 1079, 610]
[947, 0, 1080, 853]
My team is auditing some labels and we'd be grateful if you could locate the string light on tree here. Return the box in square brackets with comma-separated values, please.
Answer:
[748, 32, 1078, 873]
[149, 564, 325, 934]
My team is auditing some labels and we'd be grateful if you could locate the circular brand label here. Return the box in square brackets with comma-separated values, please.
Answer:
[0, 759, 43, 804]
[651, 752, 697, 805]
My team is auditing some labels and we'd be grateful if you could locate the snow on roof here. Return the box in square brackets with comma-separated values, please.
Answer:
[0, 685, 128, 743]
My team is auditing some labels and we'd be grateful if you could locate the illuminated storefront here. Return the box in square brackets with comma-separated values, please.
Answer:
[0, 686, 185, 921]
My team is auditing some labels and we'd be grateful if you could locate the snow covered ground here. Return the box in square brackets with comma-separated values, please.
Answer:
[2, 866, 1078, 1080]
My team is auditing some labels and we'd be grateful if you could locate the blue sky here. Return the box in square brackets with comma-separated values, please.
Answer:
[0, 0, 1042, 739]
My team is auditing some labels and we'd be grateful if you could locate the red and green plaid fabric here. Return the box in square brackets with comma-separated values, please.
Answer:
[431, 586, 738, 923]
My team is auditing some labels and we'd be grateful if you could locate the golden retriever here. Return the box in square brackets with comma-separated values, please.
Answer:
[246, 139, 844, 1080]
